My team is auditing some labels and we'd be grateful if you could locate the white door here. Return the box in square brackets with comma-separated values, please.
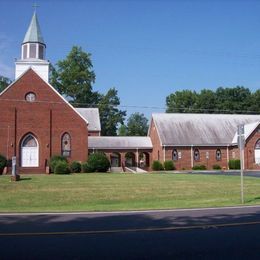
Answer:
[255, 150, 260, 164]
[21, 134, 39, 167]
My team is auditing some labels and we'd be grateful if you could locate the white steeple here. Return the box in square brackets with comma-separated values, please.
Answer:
[15, 11, 49, 82]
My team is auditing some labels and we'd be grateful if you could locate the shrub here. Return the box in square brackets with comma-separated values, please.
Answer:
[54, 161, 70, 174]
[88, 152, 110, 172]
[81, 162, 93, 173]
[229, 159, 241, 170]
[192, 165, 207, 170]
[164, 160, 176, 171]
[70, 161, 81, 173]
[152, 160, 164, 171]
[0, 154, 7, 169]
[50, 155, 67, 172]
[213, 164, 222, 170]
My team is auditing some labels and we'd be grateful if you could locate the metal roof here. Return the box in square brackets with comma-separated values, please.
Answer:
[23, 12, 45, 44]
[76, 108, 101, 131]
[152, 113, 260, 146]
[89, 136, 153, 149]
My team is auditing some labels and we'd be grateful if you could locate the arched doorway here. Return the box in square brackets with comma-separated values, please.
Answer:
[125, 152, 135, 167]
[255, 139, 260, 164]
[110, 152, 121, 167]
[21, 134, 39, 167]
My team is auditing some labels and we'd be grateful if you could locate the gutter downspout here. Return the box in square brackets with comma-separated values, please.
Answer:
[163, 145, 166, 162]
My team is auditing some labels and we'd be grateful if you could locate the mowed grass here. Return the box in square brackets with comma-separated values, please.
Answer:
[0, 173, 260, 212]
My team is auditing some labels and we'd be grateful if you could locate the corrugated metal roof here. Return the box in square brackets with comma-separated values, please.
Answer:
[23, 12, 45, 44]
[152, 113, 260, 146]
[89, 136, 153, 149]
[76, 108, 101, 131]
[232, 121, 260, 144]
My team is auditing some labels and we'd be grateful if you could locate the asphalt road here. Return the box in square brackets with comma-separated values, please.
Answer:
[1, 206, 260, 259]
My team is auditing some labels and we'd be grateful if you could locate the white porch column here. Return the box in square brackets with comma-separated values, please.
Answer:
[163, 146, 166, 162]
[136, 148, 139, 167]
[226, 146, 229, 169]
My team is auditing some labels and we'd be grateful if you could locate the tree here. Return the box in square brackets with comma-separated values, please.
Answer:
[118, 124, 128, 136]
[166, 90, 198, 113]
[196, 89, 217, 113]
[250, 90, 260, 113]
[215, 86, 251, 113]
[98, 88, 126, 136]
[126, 112, 149, 136]
[0, 76, 11, 93]
[50, 46, 99, 106]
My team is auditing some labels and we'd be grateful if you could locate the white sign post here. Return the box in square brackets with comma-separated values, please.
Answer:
[237, 125, 245, 204]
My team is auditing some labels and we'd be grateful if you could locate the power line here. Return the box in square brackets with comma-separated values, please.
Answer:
[0, 97, 260, 114]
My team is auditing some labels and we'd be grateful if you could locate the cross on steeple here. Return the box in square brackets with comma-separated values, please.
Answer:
[32, 3, 39, 13]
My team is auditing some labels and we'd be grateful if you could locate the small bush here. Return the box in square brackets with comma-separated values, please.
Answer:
[88, 152, 110, 172]
[152, 160, 164, 171]
[192, 165, 207, 170]
[164, 160, 176, 171]
[229, 159, 241, 170]
[0, 154, 7, 169]
[213, 164, 222, 170]
[70, 161, 81, 173]
[50, 155, 67, 172]
[81, 162, 93, 173]
[54, 161, 70, 174]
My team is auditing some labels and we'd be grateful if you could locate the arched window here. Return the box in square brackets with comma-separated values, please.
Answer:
[194, 148, 200, 161]
[255, 139, 260, 164]
[172, 149, 178, 161]
[216, 149, 222, 161]
[61, 133, 71, 157]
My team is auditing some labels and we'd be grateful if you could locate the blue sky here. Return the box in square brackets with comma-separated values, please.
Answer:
[1, 0, 260, 118]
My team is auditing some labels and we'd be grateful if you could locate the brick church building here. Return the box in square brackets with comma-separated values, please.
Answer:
[1, 12, 260, 173]
[0, 12, 90, 173]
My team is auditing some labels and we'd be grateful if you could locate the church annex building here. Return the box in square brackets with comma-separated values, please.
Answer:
[1, 12, 260, 173]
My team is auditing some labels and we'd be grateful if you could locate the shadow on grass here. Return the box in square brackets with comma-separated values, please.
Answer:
[19, 177, 32, 181]
[246, 196, 260, 203]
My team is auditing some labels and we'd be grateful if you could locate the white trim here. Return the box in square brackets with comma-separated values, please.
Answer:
[0, 67, 89, 126]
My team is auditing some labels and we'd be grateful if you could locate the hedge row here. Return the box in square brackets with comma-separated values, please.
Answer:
[50, 152, 110, 174]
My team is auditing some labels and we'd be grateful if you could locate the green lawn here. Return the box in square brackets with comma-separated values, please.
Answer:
[0, 173, 260, 212]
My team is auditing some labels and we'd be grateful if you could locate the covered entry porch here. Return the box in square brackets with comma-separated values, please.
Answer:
[88, 136, 153, 172]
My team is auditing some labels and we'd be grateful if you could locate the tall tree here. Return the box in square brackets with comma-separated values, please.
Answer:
[118, 124, 128, 136]
[166, 90, 198, 113]
[50, 46, 99, 106]
[126, 112, 149, 136]
[98, 88, 126, 136]
[0, 76, 11, 92]
[215, 86, 251, 113]
[196, 89, 217, 113]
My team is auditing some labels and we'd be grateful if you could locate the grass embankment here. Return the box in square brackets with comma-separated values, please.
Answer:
[0, 173, 260, 212]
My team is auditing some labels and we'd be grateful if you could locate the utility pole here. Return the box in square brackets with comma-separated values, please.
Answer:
[237, 125, 245, 204]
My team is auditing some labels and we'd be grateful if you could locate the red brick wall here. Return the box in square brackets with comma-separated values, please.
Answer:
[245, 125, 260, 170]
[149, 119, 163, 162]
[0, 69, 88, 173]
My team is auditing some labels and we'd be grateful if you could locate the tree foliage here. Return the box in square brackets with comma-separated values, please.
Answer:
[118, 113, 149, 136]
[50, 46, 126, 135]
[0, 76, 11, 93]
[50, 46, 99, 106]
[166, 86, 260, 114]
[99, 88, 126, 136]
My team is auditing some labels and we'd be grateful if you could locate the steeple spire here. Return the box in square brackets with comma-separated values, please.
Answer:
[23, 11, 45, 45]
[15, 11, 49, 82]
